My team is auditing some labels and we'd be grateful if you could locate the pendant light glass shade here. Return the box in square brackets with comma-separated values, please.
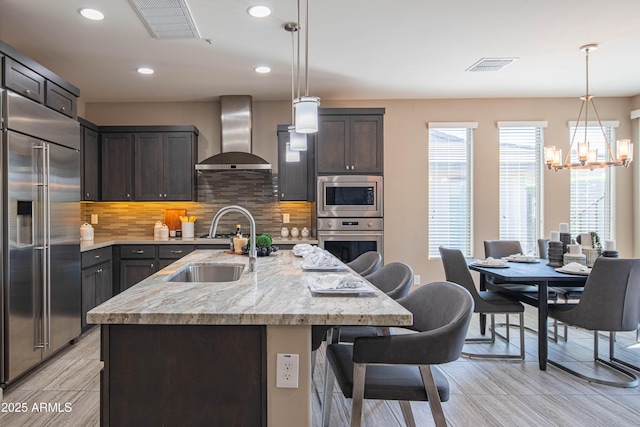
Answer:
[288, 125, 307, 151]
[285, 142, 300, 162]
[294, 96, 320, 133]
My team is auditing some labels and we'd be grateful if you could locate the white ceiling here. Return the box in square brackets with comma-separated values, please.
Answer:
[1, 0, 640, 103]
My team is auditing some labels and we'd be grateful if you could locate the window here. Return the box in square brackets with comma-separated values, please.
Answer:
[428, 123, 476, 258]
[569, 122, 616, 240]
[498, 122, 546, 255]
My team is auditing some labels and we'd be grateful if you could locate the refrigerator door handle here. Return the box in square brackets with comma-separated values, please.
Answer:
[44, 143, 51, 350]
[33, 143, 51, 350]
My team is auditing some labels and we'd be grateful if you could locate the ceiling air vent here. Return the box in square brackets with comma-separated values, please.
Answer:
[466, 58, 518, 72]
[128, 0, 200, 39]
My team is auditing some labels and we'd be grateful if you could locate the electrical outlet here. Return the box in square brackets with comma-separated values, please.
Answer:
[414, 275, 421, 285]
[276, 353, 299, 388]
[283, 213, 290, 224]
[91, 214, 98, 224]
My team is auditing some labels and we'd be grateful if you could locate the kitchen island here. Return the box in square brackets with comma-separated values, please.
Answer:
[87, 249, 412, 427]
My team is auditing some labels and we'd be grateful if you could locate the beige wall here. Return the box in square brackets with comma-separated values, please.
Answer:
[84, 96, 636, 284]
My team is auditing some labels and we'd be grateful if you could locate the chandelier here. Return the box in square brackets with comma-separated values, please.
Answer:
[544, 44, 633, 171]
[292, 0, 320, 134]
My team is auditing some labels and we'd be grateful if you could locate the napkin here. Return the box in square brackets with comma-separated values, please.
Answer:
[301, 251, 343, 269]
[506, 253, 538, 262]
[312, 274, 367, 290]
[293, 244, 316, 257]
[480, 257, 508, 266]
[561, 262, 591, 273]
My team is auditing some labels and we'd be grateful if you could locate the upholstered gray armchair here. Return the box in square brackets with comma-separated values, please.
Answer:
[322, 282, 474, 427]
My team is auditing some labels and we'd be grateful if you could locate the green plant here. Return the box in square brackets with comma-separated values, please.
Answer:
[255, 233, 273, 248]
[590, 231, 602, 256]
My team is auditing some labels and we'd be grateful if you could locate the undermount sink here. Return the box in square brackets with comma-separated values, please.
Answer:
[168, 263, 245, 282]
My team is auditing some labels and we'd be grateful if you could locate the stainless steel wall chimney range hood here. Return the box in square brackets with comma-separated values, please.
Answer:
[195, 95, 271, 171]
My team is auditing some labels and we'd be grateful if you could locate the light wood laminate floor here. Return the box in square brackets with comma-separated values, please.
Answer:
[2, 308, 640, 426]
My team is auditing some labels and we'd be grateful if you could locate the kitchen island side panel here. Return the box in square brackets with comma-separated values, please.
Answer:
[103, 324, 266, 427]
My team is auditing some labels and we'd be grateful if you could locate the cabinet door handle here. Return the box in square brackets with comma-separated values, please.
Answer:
[133, 250, 144, 254]
[97, 268, 102, 274]
[164, 194, 167, 198]
[170, 250, 183, 254]
[127, 193, 131, 199]
[94, 255, 101, 259]
[150, 263, 154, 268]
[25, 89, 31, 95]
[159, 193, 162, 198]
[86, 192, 90, 197]
[345, 165, 349, 170]
[61, 106, 66, 111]
[281, 193, 285, 198]
[351, 165, 355, 170]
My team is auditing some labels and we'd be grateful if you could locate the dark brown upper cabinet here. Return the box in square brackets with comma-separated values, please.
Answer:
[101, 132, 134, 201]
[100, 126, 199, 202]
[2, 56, 45, 103]
[134, 131, 197, 201]
[316, 108, 384, 175]
[79, 118, 100, 201]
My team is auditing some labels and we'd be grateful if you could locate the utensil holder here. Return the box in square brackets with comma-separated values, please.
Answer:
[181, 222, 194, 239]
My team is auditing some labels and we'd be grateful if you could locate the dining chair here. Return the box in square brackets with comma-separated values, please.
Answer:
[548, 257, 640, 387]
[322, 281, 474, 427]
[440, 246, 525, 359]
[484, 240, 561, 340]
[346, 251, 382, 277]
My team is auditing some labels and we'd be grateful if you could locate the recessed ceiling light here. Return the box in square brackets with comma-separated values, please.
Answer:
[137, 67, 155, 75]
[79, 8, 105, 21]
[254, 66, 271, 74]
[247, 5, 272, 18]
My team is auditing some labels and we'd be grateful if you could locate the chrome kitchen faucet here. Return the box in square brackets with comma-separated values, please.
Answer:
[209, 205, 257, 272]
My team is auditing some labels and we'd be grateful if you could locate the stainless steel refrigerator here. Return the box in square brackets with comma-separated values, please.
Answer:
[1, 88, 81, 387]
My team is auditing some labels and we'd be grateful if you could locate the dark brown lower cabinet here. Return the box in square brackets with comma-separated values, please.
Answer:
[101, 324, 266, 427]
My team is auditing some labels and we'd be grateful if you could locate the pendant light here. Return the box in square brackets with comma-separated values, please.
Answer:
[285, 22, 307, 151]
[293, 0, 320, 134]
[544, 44, 633, 171]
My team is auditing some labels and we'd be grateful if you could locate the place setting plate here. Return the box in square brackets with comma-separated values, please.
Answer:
[470, 260, 509, 268]
[307, 275, 376, 296]
[503, 255, 540, 264]
[555, 262, 591, 275]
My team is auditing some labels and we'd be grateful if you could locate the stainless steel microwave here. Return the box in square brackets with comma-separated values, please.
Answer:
[316, 175, 383, 217]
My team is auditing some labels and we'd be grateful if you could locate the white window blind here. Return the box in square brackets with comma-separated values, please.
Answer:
[498, 125, 544, 255]
[569, 124, 615, 240]
[428, 126, 474, 258]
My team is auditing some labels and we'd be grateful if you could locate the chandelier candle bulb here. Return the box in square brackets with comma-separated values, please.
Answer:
[578, 141, 589, 163]
[617, 139, 633, 163]
[553, 149, 562, 168]
[587, 149, 598, 163]
[545, 146, 556, 164]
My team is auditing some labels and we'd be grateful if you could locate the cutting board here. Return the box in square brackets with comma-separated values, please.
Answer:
[164, 208, 186, 231]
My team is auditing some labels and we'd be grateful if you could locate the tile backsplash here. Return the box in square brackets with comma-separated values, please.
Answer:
[82, 171, 314, 238]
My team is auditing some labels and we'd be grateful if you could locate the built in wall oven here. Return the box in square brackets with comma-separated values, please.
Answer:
[317, 218, 384, 263]
[316, 175, 383, 218]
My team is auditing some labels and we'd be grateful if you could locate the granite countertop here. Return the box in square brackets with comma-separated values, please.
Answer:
[80, 236, 319, 252]
[87, 250, 412, 327]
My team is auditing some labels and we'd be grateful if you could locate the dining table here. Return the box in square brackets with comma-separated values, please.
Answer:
[469, 259, 588, 370]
